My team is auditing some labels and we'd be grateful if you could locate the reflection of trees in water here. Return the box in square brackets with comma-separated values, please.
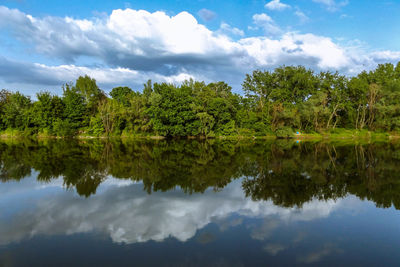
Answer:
[243, 142, 400, 209]
[1, 139, 400, 209]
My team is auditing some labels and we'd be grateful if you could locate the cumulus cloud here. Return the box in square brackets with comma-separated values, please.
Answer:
[251, 13, 281, 35]
[312, 0, 349, 12]
[0, 5, 399, 93]
[218, 22, 244, 36]
[265, 0, 291, 11]
[0, 178, 346, 246]
[295, 10, 310, 23]
[0, 56, 195, 91]
[370, 51, 400, 62]
[198, 8, 216, 21]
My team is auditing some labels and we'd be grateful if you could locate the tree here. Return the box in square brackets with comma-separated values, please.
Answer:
[75, 75, 105, 115]
[1, 91, 32, 130]
[62, 83, 87, 130]
[197, 112, 215, 137]
[33, 91, 64, 131]
[147, 83, 200, 137]
[0, 89, 11, 130]
[98, 98, 120, 135]
[110, 86, 133, 107]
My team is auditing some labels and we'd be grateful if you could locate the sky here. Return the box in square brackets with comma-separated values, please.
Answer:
[0, 0, 399, 96]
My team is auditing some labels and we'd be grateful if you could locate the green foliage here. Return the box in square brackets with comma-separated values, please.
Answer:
[275, 126, 294, 138]
[1, 91, 32, 130]
[252, 121, 269, 136]
[34, 92, 65, 131]
[197, 112, 215, 137]
[147, 83, 200, 136]
[75, 75, 104, 113]
[110, 86, 133, 107]
[218, 120, 236, 136]
[52, 119, 77, 137]
[87, 116, 105, 136]
[2, 63, 400, 138]
[0, 89, 10, 130]
[62, 83, 87, 129]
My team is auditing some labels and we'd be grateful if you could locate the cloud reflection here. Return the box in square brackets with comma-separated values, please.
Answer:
[0, 178, 345, 246]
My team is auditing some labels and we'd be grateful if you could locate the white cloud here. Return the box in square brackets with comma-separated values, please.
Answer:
[219, 22, 244, 36]
[265, 0, 291, 11]
[312, 0, 349, 12]
[370, 51, 400, 62]
[0, 56, 196, 92]
[0, 6, 399, 94]
[238, 33, 350, 70]
[295, 10, 310, 23]
[253, 13, 273, 23]
[197, 8, 216, 21]
[252, 13, 281, 35]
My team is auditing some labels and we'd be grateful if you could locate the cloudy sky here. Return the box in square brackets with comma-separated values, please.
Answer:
[0, 0, 400, 96]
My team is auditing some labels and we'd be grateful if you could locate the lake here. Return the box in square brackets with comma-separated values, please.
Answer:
[1, 139, 400, 266]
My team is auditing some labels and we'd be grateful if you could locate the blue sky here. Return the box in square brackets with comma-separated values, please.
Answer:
[0, 0, 399, 95]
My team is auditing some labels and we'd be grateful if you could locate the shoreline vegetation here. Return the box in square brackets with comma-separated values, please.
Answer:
[1, 63, 400, 140]
[1, 128, 398, 142]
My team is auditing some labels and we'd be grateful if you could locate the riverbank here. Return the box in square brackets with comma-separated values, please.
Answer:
[1, 128, 399, 141]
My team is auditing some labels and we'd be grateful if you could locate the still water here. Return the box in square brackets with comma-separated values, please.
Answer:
[1, 139, 400, 266]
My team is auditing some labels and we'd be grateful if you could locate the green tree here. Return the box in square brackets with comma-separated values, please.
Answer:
[75, 75, 105, 115]
[110, 86, 133, 107]
[1, 91, 32, 130]
[62, 83, 87, 131]
[33, 91, 65, 132]
[147, 83, 200, 136]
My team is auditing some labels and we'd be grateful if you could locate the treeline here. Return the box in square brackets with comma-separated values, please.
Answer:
[1, 62, 400, 137]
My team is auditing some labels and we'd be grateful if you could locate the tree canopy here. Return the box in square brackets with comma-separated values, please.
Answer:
[1, 63, 400, 137]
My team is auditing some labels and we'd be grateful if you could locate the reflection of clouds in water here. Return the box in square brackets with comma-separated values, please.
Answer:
[263, 243, 286, 255]
[297, 243, 343, 263]
[0, 179, 345, 246]
[0, 174, 61, 196]
[217, 217, 244, 232]
[196, 232, 216, 244]
[249, 199, 342, 241]
[0, 175, 134, 197]
[292, 231, 307, 243]
[251, 218, 280, 240]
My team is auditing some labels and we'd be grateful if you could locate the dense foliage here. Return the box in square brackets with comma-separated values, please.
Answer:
[2, 63, 400, 137]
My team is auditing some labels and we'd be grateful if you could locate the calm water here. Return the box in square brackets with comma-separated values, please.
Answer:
[1, 139, 400, 266]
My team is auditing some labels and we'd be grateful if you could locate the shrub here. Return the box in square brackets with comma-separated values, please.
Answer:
[52, 119, 77, 137]
[87, 116, 105, 136]
[275, 126, 294, 138]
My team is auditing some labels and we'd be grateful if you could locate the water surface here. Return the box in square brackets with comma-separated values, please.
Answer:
[1, 139, 400, 266]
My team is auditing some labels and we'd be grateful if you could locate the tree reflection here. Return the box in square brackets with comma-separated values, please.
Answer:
[1, 139, 400, 209]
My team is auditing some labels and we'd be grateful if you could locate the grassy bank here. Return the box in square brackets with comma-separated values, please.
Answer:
[1, 128, 399, 142]
[293, 129, 391, 141]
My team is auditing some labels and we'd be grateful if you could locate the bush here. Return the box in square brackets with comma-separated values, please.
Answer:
[237, 128, 255, 136]
[253, 122, 271, 136]
[87, 116, 105, 136]
[275, 126, 294, 138]
[218, 120, 236, 136]
[52, 119, 77, 137]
